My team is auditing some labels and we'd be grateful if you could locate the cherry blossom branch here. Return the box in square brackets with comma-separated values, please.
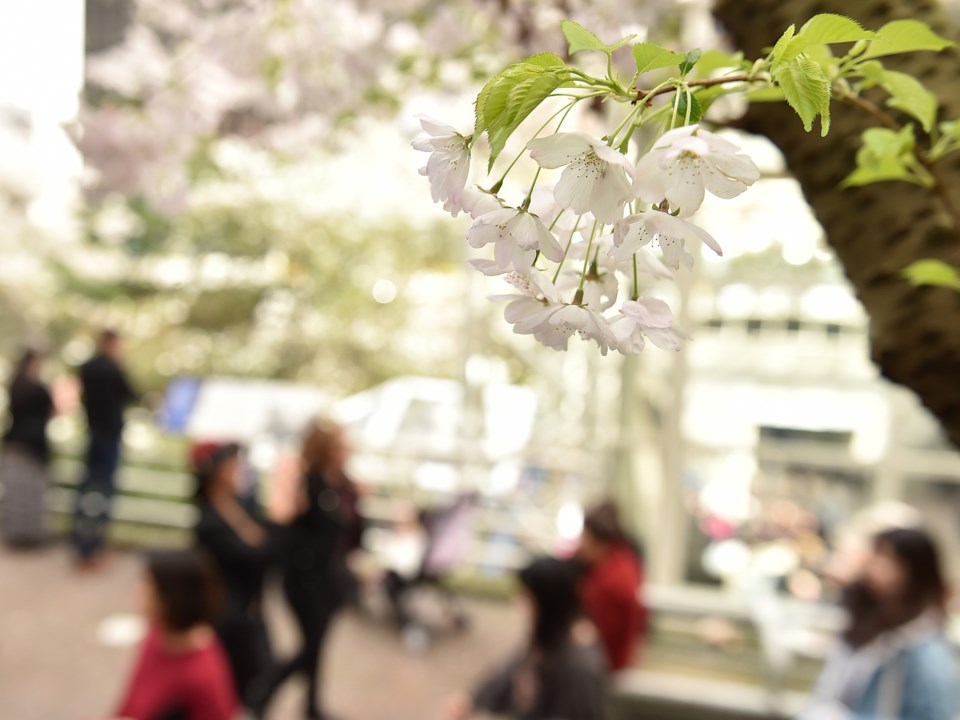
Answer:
[633, 73, 756, 104]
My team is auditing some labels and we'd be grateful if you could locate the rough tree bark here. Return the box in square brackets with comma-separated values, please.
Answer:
[714, 0, 960, 446]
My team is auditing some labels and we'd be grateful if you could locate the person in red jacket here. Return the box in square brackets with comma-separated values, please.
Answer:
[114, 549, 239, 720]
[577, 501, 647, 672]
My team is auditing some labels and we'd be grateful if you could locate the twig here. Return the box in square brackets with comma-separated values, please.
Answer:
[634, 73, 755, 102]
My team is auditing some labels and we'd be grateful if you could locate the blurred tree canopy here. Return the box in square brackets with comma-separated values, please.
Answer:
[20, 0, 677, 395]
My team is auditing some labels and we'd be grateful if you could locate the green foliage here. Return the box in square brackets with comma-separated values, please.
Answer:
[474, 53, 574, 169]
[776, 14, 876, 67]
[902, 260, 960, 291]
[880, 70, 938, 133]
[842, 125, 929, 187]
[672, 92, 703, 126]
[561, 19, 607, 54]
[560, 19, 634, 55]
[861, 19, 955, 59]
[692, 50, 747, 78]
[632, 42, 685, 76]
[773, 56, 831, 136]
[797, 14, 876, 46]
[930, 119, 960, 160]
[769, 24, 797, 67]
[678, 49, 702, 77]
[745, 86, 786, 102]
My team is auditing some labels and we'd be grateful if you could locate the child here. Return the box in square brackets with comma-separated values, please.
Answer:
[114, 549, 238, 720]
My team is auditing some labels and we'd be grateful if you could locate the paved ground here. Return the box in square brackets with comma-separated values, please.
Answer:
[0, 544, 523, 720]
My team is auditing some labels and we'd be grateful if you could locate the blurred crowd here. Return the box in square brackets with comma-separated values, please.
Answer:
[1, 332, 958, 720]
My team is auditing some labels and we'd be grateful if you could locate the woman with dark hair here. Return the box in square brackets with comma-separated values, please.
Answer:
[114, 549, 238, 720]
[192, 442, 277, 715]
[446, 556, 607, 720]
[802, 527, 955, 720]
[577, 501, 646, 672]
[1, 349, 54, 547]
[253, 422, 364, 720]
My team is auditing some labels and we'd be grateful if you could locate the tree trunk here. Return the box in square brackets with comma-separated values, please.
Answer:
[714, 0, 960, 446]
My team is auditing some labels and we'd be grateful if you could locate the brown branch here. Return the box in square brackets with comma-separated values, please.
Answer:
[834, 90, 900, 131]
[634, 73, 757, 102]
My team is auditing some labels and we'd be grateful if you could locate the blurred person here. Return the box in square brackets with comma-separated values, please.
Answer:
[801, 528, 955, 720]
[445, 556, 607, 720]
[193, 442, 280, 716]
[576, 501, 646, 672]
[71, 329, 138, 566]
[1, 348, 54, 547]
[113, 549, 238, 720]
[252, 422, 364, 720]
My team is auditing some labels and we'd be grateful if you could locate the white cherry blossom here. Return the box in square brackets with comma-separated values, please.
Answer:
[448, 186, 501, 219]
[491, 272, 571, 350]
[558, 237, 620, 312]
[611, 297, 689, 354]
[468, 207, 564, 271]
[634, 124, 760, 217]
[613, 210, 722, 270]
[527, 132, 636, 224]
[549, 305, 618, 355]
[412, 115, 471, 205]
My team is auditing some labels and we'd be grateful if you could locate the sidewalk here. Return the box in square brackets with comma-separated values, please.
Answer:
[0, 544, 522, 720]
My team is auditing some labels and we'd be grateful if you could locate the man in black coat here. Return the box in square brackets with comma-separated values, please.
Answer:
[71, 329, 137, 566]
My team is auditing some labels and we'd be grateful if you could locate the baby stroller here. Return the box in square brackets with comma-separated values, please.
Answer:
[382, 492, 479, 653]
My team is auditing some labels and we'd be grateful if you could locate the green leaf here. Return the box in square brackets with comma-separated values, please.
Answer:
[473, 53, 573, 169]
[679, 48, 702, 76]
[475, 53, 565, 135]
[862, 19, 956, 59]
[880, 70, 938, 133]
[777, 14, 877, 68]
[902, 259, 960, 291]
[773, 55, 831, 135]
[671, 92, 703, 126]
[692, 49, 747, 78]
[745, 86, 786, 102]
[561, 19, 607, 55]
[929, 119, 960, 160]
[856, 60, 887, 88]
[605, 34, 637, 53]
[939, 119, 960, 144]
[632, 42, 685, 76]
[841, 125, 922, 187]
[798, 14, 877, 45]
[769, 24, 797, 65]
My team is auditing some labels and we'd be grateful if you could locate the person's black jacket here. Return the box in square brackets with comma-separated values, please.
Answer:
[79, 354, 136, 438]
[4, 377, 53, 463]
[195, 501, 281, 620]
[283, 472, 360, 606]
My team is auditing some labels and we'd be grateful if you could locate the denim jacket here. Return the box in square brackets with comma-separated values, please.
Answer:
[802, 612, 956, 720]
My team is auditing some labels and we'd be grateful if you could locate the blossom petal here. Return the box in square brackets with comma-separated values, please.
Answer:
[633, 151, 668, 204]
[554, 165, 596, 215]
[663, 164, 706, 217]
[417, 115, 459, 137]
[712, 152, 761, 185]
[593, 143, 638, 180]
[468, 259, 508, 276]
[622, 297, 673, 328]
[687, 219, 723, 256]
[591, 170, 632, 224]
[527, 132, 592, 168]
[702, 164, 751, 200]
